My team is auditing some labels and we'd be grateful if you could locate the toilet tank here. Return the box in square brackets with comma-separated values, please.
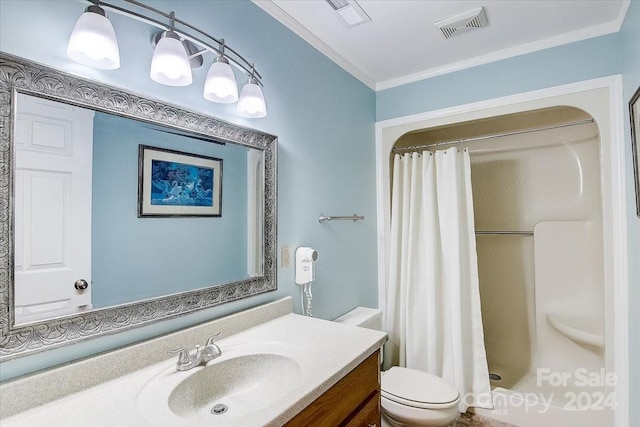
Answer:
[333, 307, 383, 331]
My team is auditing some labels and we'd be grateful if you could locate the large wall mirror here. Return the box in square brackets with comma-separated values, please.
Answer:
[0, 52, 277, 360]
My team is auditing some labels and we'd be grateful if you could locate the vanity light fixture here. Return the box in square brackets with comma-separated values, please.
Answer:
[203, 40, 238, 103]
[67, 2, 120, 69]
[237, 65, 267, 119]
[150, 12, 193, 87]
[67, 0, 267, 117]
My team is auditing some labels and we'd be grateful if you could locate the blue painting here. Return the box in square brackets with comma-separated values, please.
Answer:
[150, 160, 214, 207]
[138, 145, 222, 217]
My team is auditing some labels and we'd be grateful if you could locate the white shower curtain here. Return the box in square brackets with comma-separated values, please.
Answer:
[385, 147, 492, 412]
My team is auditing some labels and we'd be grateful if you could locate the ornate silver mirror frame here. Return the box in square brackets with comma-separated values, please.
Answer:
[0, 52, 277, 360]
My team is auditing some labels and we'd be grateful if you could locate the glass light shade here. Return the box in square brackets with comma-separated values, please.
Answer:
[149, 32, 192, 87]
[237, 80, 267, 118]
[203, 58, 238, 103]
[67, 7, 120, 70]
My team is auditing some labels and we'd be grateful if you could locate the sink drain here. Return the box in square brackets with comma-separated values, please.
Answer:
[211, 404, 228, 415]
[489, 373, 502, 381]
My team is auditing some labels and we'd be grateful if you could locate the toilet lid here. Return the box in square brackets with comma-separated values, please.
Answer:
[381, 367, 460, 409]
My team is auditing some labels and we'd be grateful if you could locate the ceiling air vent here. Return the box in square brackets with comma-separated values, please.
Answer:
[325, 0, 371, 27]
[434, 7, 489, 39]
[325, 0, 350, 10]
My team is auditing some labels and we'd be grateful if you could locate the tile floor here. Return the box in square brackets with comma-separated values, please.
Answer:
[449, 411, 518, 427]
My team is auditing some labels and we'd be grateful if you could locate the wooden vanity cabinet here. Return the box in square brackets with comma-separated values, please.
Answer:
[285, 351, 380, 427]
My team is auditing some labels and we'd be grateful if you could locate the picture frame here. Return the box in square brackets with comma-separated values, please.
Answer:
[630, 86, 640, 218]
[138, 145, 222, 217]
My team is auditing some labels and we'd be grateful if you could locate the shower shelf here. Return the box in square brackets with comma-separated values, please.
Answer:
[547, 313, 604, 349]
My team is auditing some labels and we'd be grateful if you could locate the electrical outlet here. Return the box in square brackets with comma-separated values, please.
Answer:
[281, 244, 291, 268]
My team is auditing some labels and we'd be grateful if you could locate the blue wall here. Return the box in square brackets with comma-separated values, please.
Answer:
[376, 33, 622, 121]
[92, 112, 248, 308]
[0, 0, 376, 380]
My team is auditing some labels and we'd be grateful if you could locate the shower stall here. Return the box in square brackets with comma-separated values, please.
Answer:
[383, 100, 619, 426]
[467, 107, 611, 426]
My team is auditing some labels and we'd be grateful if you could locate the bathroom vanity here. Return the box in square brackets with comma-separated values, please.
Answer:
[285, 352, 380, 426]
[0, 297, 386, 427]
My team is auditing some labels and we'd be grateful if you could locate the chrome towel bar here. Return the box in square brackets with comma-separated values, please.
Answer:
[318, 214, 364, 223]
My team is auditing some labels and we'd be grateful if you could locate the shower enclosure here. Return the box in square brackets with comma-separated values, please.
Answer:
[468, 107, 611, 427]
[385, 103, 617, 427]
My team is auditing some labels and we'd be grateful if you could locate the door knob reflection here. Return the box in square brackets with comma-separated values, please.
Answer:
[74, 279, 89, 291]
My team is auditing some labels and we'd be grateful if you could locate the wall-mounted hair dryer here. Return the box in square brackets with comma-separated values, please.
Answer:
[295, 247, 318, 317]
[295, 247, 318, 285]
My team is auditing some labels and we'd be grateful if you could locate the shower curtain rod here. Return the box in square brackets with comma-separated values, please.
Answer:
[391, 118, 595, 154]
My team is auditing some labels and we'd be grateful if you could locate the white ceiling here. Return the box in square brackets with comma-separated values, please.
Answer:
[253, 0, 630, 91]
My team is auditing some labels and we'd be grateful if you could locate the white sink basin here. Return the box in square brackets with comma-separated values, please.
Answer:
[136, 341, 306, 426]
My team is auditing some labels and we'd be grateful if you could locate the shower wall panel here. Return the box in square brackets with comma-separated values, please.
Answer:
[470, 121, 603, 390]
[475, 235, 534, 388]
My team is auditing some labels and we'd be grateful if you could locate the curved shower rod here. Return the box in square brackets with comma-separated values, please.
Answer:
[392, 118, 595, 154]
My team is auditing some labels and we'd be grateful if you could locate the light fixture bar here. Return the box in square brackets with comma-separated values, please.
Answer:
[82, 0, 263, 84]
[124, 0, 262, 81]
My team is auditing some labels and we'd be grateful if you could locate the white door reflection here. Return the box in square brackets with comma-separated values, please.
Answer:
[14, 93, 94, 323]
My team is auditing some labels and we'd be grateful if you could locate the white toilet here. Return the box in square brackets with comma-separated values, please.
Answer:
[334, 307, 461, 427]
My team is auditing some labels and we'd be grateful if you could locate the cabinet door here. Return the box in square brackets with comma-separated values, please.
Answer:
[285, 352, 380, 426]
[344, 392, 380, 427]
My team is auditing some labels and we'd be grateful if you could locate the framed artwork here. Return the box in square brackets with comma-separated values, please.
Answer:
[138, 145, 222, 217]
[630, 86, 640, 217]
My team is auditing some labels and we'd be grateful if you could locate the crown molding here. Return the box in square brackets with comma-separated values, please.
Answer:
[376, 12, 629, 91]
[252, 0, 377, 90]
[252, 0, 631, 93]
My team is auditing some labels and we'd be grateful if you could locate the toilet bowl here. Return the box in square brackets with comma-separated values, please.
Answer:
[334, 307, 461, 427]
[381, 366, 460, 427]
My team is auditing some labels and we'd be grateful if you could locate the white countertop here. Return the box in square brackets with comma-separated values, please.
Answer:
[0, 298, 387, 427]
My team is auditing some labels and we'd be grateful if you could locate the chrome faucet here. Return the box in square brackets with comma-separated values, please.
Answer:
[168, 332, 223, 371]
